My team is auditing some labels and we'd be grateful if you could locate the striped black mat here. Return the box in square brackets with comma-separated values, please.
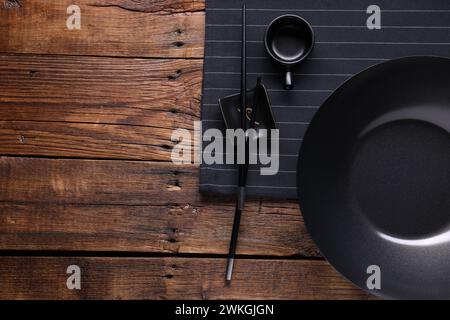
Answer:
[199, 0, 450, 199]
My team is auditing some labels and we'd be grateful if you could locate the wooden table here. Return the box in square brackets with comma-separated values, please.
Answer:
[0, 0, 370, 299]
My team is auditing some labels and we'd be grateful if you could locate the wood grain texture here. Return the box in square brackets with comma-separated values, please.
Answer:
[0, 54, 202, 160]
[0, 0, 205, 58]
[0, 257, 370, 300]
[0, 0, 369, 301]
[0, 157, 319, 257]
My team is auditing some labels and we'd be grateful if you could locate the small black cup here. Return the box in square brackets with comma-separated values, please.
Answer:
[265, 15, 315, 90]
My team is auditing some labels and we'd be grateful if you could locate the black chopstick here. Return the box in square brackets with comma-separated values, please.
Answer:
[226, 4, 247, 282]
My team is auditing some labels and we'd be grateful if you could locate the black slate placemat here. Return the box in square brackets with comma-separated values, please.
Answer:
[200, 0, 450, 199]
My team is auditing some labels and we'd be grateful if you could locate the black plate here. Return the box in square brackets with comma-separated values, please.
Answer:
[297, 56, 450, 299]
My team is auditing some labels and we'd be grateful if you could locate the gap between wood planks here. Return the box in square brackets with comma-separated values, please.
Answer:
[0, 51, 205, 61]
[0, 250, 324, 260]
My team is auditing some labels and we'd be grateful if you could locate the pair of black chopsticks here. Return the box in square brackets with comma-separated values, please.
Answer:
[226, 5, 260, 281]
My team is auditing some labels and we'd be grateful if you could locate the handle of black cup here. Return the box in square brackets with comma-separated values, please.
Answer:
[284, 70, 293, 90]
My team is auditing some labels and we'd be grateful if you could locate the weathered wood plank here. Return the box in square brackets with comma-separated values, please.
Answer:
[0, 121, 185, 160]
[0, 157, 319, 257]
[0, 0, 205, 58]
[0, 257, 370, 299]
[0, 54, 202, 160]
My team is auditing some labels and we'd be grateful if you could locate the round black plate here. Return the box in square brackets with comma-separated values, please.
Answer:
[297, 56, 450, 299]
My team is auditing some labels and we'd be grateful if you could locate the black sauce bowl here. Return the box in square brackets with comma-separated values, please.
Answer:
[265, 15, 315, 90]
